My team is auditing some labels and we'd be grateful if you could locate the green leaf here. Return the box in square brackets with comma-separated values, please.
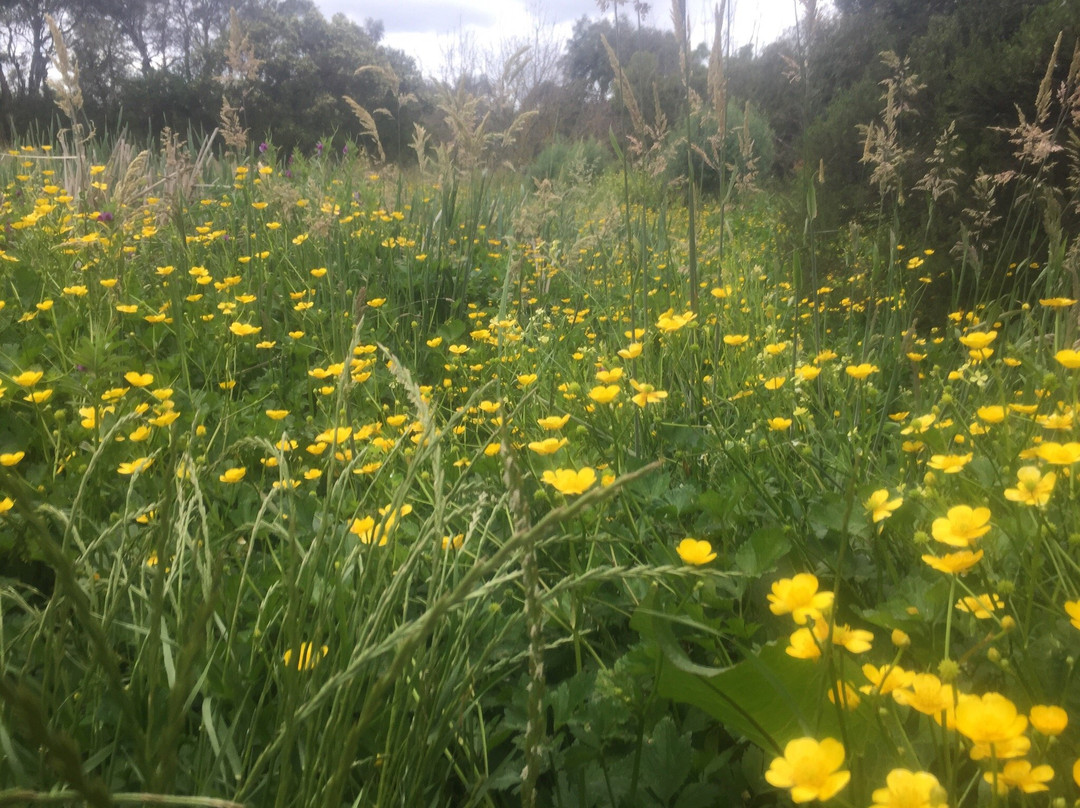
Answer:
[734, 525, 790, 577]
[641, 715, 693, 803]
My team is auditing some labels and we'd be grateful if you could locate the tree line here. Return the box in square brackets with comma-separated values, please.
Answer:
[2, 0, 1078, 210]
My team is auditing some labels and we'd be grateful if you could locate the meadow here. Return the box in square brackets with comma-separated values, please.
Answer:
[2, 81, 1080, 807]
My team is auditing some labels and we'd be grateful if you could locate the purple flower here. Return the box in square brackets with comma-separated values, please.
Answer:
[342, 144, 348, 156]
[315, 142, 324, 155]
[283, 169, 293, 178]
[97, 211, 113, 223]
[259, 141, 268, 153]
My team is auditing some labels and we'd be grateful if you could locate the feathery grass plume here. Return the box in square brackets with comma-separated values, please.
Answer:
[158, 126, 217, 207]
[219, 8, 263, 89]
[46, 15, 83, 126]
[914, 122, 964, 204]
[46, 14, 91, 195]
[735, 100, 760, 193]
[857, 51, 924, 205]
[435, 82, 536, 173]
[601, 34, 646, 139]
[409, 123, 431, 175]
[218, 96, 247, 153]
[112, 150, 149, 211]
[217, 8, 261, 154]
[342, 96, 386, 163]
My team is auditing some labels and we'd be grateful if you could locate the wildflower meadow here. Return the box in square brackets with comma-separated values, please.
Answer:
[3, 8, 1080, 808]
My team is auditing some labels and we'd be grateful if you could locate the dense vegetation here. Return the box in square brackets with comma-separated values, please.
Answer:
[2, 1, 1080, 806]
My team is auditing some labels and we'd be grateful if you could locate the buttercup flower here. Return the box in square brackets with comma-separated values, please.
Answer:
[954, 692, 1027, 747]
[921, 549, 984, 575]
[1029, 705, 1068, 736]
[1035, 441, 1080, 465]
[676, 538, 716, 565]
[860, 664, 914, 696]
[927, 453, 972, 473]
[870, 769, 947, 808]
[845, 363, 879, 380]
[931, 505, 991, 547]
[541, 467, 596, 495]
[219, 467, 246, 483]
[1066, 600, 1080, 630]
[765, 737, 850, 803]
[984, 760, 1054, 794]
[768, 573, 834, 624]
[864, 489, 902, 523]
[1004, 466, 1056, 506]
[892, 673, 954, 720]
[955, 593, 1004, 618]
[283, 642, 328, 671]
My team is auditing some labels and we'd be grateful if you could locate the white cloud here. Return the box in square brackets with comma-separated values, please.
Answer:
[316, 0, 801, 78]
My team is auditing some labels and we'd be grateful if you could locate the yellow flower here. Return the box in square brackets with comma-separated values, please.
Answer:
[955, 692, 1027, 746]
[148, 410, 180, 428]
[1035, 441, 1080, 465]
[528, 437, 567, 455]
[517, 373, 538, 386]
[283, 642, 328, 671]
[537, 414, 570, 430]
[315, 426, 353, 445]
[588, 384, 620, 404]
[1065, 600, 1080, 630]
[1040, 297, 1077, 307]
[927, 453, 972, 473]
[23, 389, 52, 404]
[831, 623, 874, 654]
[984, 760, 1054, 794]
[864, 489, 902, 523]
[954, 593, 1003, 618]
[229, 322, 261, 336]
[1003, 466, 1055, 506]
[595, 367, 623, 384]
[921, 549, 983, 574]
[0, 497, 14, 515]
[763, 375, 786, 390]
[541, 467, 596, 495]
[845, 363, 879, 380]
[795, 364, 821, 381]
[768, 573, 833, 625]
[617, 342, 642, 359]
[892, 673, 954, 720]
[958, 330, 996, 350]
[12, 370, 43, 387]
[219, 467, 246, 483]
[723, 334, 749, 347]
[1054, 348, 1080, 369]
[768, 417, 793, 431]
[870, 769, 947, 808]
[676, 538, 716, 565]
[124, 371, 154, 388]
[0, 451, 25, 466]
[786, 623, 827, 659]
[868, 769, 946, 808]
[118, 457, 154, 475]
[931, 505, 990, 547]
[860, 664, 914, 696]
[656, 309, 697, 332]
[827, 680, 861, 710]
[1029, 705, 1068, 736]
[629, 379, 667, 407]
[266, 409, 290, 420]
[765, 737, 850, 804]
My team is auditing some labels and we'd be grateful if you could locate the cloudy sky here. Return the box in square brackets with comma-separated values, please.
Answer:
[315, 0, 802, 77]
